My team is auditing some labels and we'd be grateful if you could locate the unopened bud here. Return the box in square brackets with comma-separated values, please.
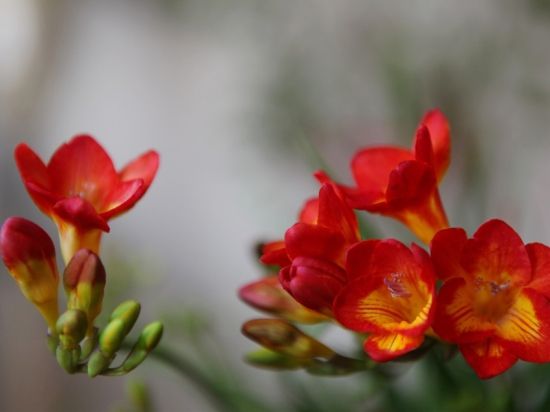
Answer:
[242, 319, 334, 359]
[56, 346, 81, 374]
[239, 276, 328, 324]
[0, 217, 59, 330]
[64, 249, 106, 335]
[99, 318, 127, 357]
[121, 321, 163, 372]
[245, 348, 309, 370]
[56, 309, 88, 349]
[110, 300, 141, 334]
[87, 351, 111, 377]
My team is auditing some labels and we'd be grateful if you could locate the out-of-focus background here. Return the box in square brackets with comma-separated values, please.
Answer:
[2, 1, 550, 411]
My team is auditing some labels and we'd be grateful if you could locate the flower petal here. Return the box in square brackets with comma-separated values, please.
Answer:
[364, 332, 424, 362]
[298, 197, 319, 224]
[433, 277, 496, 344]
[386, 160, 436, 208]
[284, 223, 345, 261]
[118, 150, 159, 190]
[99, 179, 145, 219]
[497, 288, 550, 362]
[345, 240, 381, 279]
[317, 184, 359, 245]
[421, 109, 450, 182]
[412, 125, 434, 167]
[461, 219, 531, 286]
[14, 144, 55, 214]
[460, 338, 517, 379]
[47, 135, 118, 208]
[526, 242, 550, 298]
[430, 227, 468, 280]
[351, 147, 413, 194]
[53, 197, 110, 232]
[260, 241, 290, 267]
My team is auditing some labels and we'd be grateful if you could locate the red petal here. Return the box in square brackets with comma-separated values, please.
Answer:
[0, 217, 56, 268]
[460, 338, 517, 379]
[433, 277, 496, 344]
[430, 227, 468, 280]
[385, 160, 436, 208]
[260, 241, 290, 267]
[284, 223, 345, 261]
[351, 147, 413, 193]
[461, 219, 531, 286]
[47, 135, 118, 209]
[53, 197, 110, 232]
[421, 109, 450, 182]
[497, 288, 550, 362]
[526, 242, 550, 297]
[99, 179, 145, 219]
[317, 184, 359, 245]
[364, 332, 424, 362]
[412, 125, 434, 167]
[14, 144, 55, 214]
[298, 197, 319, 224]
[345, 240, 381, 279]
[118, 150, 159, 190]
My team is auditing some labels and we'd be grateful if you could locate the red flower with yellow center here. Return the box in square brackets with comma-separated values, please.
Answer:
[319, 109, 450, 244]
[431, 219, 550, 379]
[274, 183, 360, 315]
[15, 135, 159, 263]
[334, 239, 435, 361]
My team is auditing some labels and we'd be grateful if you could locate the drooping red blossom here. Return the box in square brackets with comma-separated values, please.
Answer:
[15, 136, 159, 263]
[277, 183, 360, 315]
[431, 219, 550, 379]
[334, 239, 435, 361]
[318, 109, 450, 244]
[0, 217, 59, 330]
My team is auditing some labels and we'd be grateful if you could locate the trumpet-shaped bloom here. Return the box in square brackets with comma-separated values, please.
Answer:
[0, 217, 59, 330]
[431, 219, 550, 379]
[320, 109, 450, 244]
[15, 135, 159, 263]
[334, 239, 435, 361]
[278, 183, 360, 315]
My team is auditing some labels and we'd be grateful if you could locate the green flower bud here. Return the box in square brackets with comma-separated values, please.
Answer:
[87, 351, 112, 378]
[99, 318, 127, 357]
[56, 309, 87, 350]
[110, 300, 141, 335]
[63, 249, 106, 336]
[56, 346, 81, 374]
[121, 322, 163, 372]
[245, 348, 309, 370]
[242, 319, 334, 359]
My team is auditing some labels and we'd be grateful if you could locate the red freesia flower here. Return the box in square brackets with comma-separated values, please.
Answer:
[277, 183, 360, 315]
[431, 219, 550, 379]
[15, 135, 159, 263]
[0, 217, 59, 330]
[334, 239, 435, 361]
[319, 109, 450, 244]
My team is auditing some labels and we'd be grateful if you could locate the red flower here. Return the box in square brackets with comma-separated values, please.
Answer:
[334, 239, 435, 361]
[320, 109, 450, 244]
[431, 219, 550, 379]
[0, 217, 59, 330]
[15, 135, 159, 263]
[278, 183, 360, 315]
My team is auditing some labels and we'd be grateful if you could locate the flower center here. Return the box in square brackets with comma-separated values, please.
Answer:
[472, 276, 515, 322]
[384, 273, 412, 298]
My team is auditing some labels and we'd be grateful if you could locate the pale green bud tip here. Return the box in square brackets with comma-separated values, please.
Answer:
[56, 309, 87, 348]
[110, 300, 141, 334]
[99, 318, 127, 357]
[141, 322, 163, 352]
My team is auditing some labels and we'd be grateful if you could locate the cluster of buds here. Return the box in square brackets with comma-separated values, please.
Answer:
[240, 110, 550, 379]
[1, 136, 163, 377]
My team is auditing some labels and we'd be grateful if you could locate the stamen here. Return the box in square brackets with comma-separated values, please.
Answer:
[384, 273, 412, 298]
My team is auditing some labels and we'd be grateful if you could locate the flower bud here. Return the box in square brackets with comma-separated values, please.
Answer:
[0, 217, 59, 330]
[56, 309, 88, 349]
[64, 249, 106, 335]
[121, 321, 163, 372]
[239, 276, 328, 324]
[110, 300, 141, 334]
[245, 348, 309, 370]
[99, 318, 127, 357]
[242, 319, 334, 359]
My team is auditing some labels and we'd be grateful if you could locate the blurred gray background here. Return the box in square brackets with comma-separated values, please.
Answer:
[2, 0, 550, 411]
